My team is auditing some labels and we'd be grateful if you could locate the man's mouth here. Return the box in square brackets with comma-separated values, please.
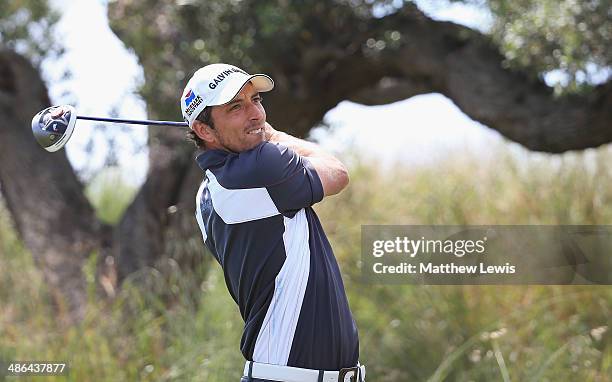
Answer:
[247, 128, 263, 135]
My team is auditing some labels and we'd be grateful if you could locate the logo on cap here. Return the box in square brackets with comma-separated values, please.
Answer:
[208, 67, 247, 90]
[184, 88, 204, 118]
[184, 89, 196, 107]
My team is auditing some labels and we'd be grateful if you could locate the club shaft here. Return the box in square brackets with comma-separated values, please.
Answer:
[77, 115, 188, 127]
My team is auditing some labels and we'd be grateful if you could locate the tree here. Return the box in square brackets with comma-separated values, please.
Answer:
[0, 0, 610, 323]
[0, 1, 100, 324]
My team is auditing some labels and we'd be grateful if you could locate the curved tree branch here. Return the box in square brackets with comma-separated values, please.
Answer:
[341, 7, 612, 152]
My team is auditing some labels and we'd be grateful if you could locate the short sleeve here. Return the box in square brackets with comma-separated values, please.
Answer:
[253, 142, 324, 214]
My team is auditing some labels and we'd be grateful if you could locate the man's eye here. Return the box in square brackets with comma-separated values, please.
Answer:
[253, 96, 263, 103]
[230, 104, 241, 111]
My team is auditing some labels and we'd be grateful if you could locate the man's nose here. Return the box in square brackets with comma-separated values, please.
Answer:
[247, 101, 264, 121]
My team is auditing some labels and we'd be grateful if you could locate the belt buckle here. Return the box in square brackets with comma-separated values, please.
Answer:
[338, 366, 359, 382]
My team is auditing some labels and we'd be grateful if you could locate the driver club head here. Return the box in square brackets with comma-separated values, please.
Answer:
[31, 105, 77, 152]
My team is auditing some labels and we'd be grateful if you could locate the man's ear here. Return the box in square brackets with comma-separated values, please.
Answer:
[192, 120, 217, 144]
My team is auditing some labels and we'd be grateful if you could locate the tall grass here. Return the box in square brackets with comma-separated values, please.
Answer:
[1, 142, 610, 381]
[319, 142, 612, 381]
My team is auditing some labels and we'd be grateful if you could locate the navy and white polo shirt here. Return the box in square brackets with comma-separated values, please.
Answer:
[194, 141, 359, 370]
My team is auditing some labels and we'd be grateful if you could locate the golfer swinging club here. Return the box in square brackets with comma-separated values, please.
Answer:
[181, 63, 365, 382]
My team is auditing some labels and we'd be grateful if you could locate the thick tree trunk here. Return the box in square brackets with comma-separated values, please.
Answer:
[0, 50, 104, 324]
[115, 126, 194, 280]
[0, 50, 208, 323]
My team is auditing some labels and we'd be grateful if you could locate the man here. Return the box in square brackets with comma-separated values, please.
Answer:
[181, 63, 365, 382]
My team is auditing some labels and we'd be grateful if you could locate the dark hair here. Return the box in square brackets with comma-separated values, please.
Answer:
[186, 106, 214, 149]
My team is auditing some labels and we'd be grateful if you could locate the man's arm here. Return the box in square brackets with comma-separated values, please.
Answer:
[265, 123, 349, 197]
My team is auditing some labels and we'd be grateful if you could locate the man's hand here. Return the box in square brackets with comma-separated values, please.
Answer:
[264, 122, 279, 142]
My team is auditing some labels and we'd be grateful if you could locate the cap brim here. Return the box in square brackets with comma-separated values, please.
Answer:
[213, 74, 274, 107]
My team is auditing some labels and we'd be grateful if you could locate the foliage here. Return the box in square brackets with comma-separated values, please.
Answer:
[456, 0, 611, 91]
[0, 0, 61, 65]
[1, 141, 611, 381]
[489, 0, 611, 91]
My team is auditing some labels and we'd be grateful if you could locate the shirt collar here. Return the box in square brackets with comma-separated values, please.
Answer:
[195, 149, 233, 171]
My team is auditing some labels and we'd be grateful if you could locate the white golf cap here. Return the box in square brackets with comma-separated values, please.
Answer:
[180, 63, 274, 128]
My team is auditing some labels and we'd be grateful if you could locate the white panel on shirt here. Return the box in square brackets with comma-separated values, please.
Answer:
[252, 209, 311, 365]
[206, 170, 280, 224]
[195, 179, 208, 243]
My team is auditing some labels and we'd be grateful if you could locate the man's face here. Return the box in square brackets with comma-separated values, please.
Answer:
[205, 82, 266, 153]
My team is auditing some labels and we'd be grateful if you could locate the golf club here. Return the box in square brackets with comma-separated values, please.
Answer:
[31, 105, 188, 152]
